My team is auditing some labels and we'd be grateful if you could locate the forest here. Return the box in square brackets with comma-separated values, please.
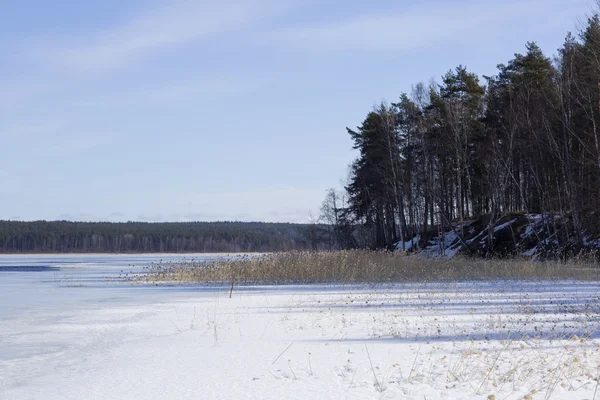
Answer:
[0, 221, 325, 253]
[319, 14, 600, 251]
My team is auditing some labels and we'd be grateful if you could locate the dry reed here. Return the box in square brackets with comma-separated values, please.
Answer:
[142, 251, 600, 284]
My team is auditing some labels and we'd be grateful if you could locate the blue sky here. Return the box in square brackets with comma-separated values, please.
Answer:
[0, 0, 593, 223]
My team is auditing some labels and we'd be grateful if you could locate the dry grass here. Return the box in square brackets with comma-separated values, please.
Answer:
[142, 251, 600, 284]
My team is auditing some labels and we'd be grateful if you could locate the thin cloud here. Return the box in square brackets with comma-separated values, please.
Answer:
[266, 0, 582, 52]
[36, 0, 298, 71]
[90, 77, 261, 107]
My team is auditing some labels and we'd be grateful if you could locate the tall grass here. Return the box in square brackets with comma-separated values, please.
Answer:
[143, 251, 600, 284]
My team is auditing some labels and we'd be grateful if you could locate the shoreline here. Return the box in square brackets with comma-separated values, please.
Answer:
[0, 252, 270, 256]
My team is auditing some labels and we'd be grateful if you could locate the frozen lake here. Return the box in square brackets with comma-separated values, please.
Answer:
[0, 253, 228, 319]
[2, 254, 600, 399]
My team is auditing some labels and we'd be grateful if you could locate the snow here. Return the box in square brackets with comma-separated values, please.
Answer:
[395, 235, 420, 251]
[522, 246, 537, 257]
[422, 231, 462, 258]
[521, 223, 537, 239]
[583, 236, 600, 248]
[2, 255, 600, 399]
[467, 229, 485, 244]
[493, 219, 517, 233]
[521, 214, 545, 239]
[521, 226, 533, 239]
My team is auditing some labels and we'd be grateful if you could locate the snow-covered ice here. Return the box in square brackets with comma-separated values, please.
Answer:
[2, 255, 600, 399]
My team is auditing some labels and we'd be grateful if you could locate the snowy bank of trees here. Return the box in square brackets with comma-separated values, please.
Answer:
[323, 15, 600, 250]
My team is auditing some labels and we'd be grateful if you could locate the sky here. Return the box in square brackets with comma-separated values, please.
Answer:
[0, 0, 594, 223]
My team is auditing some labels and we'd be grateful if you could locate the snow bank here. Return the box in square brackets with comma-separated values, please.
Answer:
[400, 213, 600, 259]
[493, 218, 517, 233]
[395, 235, 420, 251]
[420, 230, 462, 258]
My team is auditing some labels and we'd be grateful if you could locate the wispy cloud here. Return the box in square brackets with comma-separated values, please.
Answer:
[79, 77, 261, 107]
[38, 0, 296, 71]
[266, 0, 581, 52]
[134, 78, 260, 103]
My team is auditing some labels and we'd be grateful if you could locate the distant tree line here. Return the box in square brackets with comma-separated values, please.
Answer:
[0, 221, 328, 253]
[321, 13, 600, 250]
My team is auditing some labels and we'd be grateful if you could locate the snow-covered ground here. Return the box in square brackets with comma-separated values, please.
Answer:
[2, 256, 600, 399]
